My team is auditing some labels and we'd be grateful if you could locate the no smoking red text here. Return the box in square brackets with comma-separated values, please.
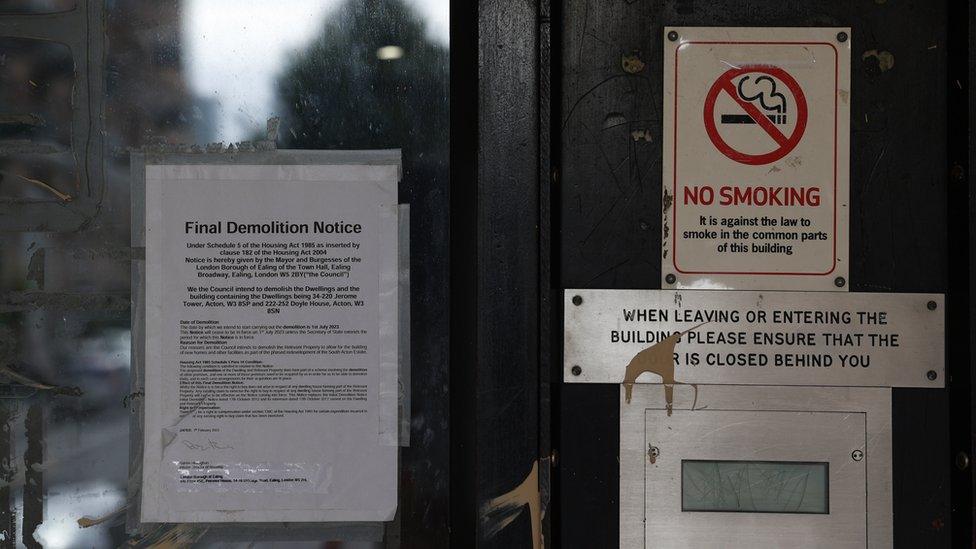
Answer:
[683, 185, 821, 207]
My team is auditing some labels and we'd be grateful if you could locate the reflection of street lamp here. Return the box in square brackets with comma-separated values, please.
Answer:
[376, 45, 404, 60]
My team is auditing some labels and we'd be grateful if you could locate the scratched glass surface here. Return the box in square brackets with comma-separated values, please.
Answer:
[0, 38, 76, 200]
[0, 0, 447, 546]
[682, 460, 829, 514]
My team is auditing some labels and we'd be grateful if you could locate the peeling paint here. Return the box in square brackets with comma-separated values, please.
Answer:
[137, 134, 277, 155]
[0, 366, 81, 397]
[630, 129, 652, 142]
[481, 461, 543, 549]
[621, 52, 645, 74]
[662, 188, 673, 247]
[862, 49, 895, 72]
[622, 323, 706, 415]
[122, 391, 144, 409]
[129, 116, 281, 155]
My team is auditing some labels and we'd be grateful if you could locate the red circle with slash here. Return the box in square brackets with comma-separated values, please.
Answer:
[703, 66, 808, 165]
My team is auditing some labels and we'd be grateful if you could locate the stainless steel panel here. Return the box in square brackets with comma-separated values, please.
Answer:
[647, 410, 864, 547]
[565, 289, 943, 388]
[620, 385, 892, 548]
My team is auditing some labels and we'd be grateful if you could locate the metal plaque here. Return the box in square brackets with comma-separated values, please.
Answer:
[564, 289, 943, 388]
[662, 27, 851, 291]
[621, 385, 892, 548]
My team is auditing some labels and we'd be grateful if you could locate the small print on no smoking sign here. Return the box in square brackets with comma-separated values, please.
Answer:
[662, 27, 851, 291]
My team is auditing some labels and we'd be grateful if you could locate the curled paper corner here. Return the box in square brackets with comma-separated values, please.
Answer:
[161, 428, 177, 450]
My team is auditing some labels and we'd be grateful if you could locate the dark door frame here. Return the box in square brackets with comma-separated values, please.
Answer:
[450, 1, 974, 548]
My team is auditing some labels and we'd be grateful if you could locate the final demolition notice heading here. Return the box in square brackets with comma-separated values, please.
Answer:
[182, 220, 364, 282]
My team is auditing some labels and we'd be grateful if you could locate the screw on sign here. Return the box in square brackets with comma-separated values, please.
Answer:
[703, 66, 808, 165]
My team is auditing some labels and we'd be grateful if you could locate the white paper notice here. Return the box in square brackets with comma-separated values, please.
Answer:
[141, 163, 399, 523]
[661, 27, 851, 291]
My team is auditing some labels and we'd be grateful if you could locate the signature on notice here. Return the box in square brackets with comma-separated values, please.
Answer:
[182, 439, 234, 451]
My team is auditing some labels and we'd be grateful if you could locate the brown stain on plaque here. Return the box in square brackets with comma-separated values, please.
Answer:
[482, 460, 543, 549]
[623, 323, 706, 415]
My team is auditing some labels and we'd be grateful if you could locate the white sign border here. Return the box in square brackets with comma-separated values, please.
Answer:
[661, 26, 851, 291]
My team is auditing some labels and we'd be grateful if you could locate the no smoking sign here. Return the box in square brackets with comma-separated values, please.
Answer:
[704, 66, 808, 165]
[662, 27, 851, 291]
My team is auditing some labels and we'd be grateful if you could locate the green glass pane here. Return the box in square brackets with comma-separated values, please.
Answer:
[682, 460, 829, 514]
